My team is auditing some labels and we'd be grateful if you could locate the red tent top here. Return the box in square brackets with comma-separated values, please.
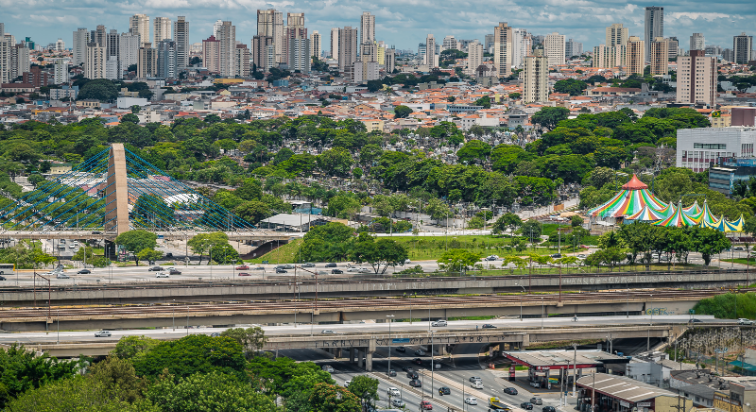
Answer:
[621, 174, 649, 190]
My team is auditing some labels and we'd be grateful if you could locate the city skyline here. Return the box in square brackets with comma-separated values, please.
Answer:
[1, 0, 754, 52]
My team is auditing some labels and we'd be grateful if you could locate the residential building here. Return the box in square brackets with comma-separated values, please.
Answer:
[105, 56, 119, 80]
[216, 21, 236, 77]
[544, 32, 566, 66]
[94, 25, 106, 48]
[56, 38, 65, 51]
[119, 32, 140, 75]
[723, 48, 735, 62]
[442, 35, 458, 51]
[606, 23, 629, 47]
[234, 44, 249, 77]
[22, 66, 50, 87]
[426, 34, 436, 68]
[350, 61, 378, 83]
[85, 42, 106, 79]
[627, 36, 645, 75]
[385, 47, 395, 73]
[361, 41, 377, 62]
[360, 12, 375, 45]
[565, 39, 582, 58]
[282, 13, 306, 65]
[0, 37, 11, 83]
[338, 26, 358, 72]
[137, 43, 157, 79]
[12, 44, 30, 80]
[592, 44, 625, 68]
[705, 45, 722, 56]
[484, 34, 494, 53]
[106, 29, 119, 63]
[153, 17, 171, 45]
[734, 33, 753, 64]
[49, 85, 78, 100]
[677, 50, 716, 107]
[512, 28, 528, 68]
[257, 9, 284, 63]
[467, 40, 483, 76]
[644, 6, 664, 62]
[252, 35, 273, 71]
[376, 42, 385, 65]
[650, 37, 669, 76]
[73, 28, 89, 66]
[213, 20, 223, 37]
[202, 35, 220, 73]
[330, 28, 339, 60]
[667, 36, 679, 61]
[288, 38, 310, 72]
[418, 42, 426, 62]
[53, 58, 68, 84]
[690, 33, 705, 51]
[129, 14, 150, 46]
[174, 16, 189, 71]
[677, 128, 756, 172]
[523, 49, 548, 103]
[156, 40, 176, 79]
[493, 22, 513, 76]
[310, 30, 321, 59]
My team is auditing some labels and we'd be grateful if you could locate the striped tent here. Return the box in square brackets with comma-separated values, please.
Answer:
[683, 201, 702, 216]
[588, 175, 667, 218]
[652, 202, 700, 227]
[725, 215, 746, 232]
[626, 205, 665, 222]
[687, 200, 718, 227]
[702, 214, 727, 231]
[654, 202, 677, 219]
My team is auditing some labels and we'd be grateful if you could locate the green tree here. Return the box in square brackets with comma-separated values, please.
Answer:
[570, 215, 584, 227]
[317, 147, 353, 176]
[220, 327, 267, 355]
[456, 140, 492, 164]
[690, 226, 731, 266]
[437, 249, 483, 275]
[351, 235, 409, 274]
[113, 335, 159, 360]
[394, 105, 413, 119]
[136, 248, 163, 265]
[309, 383, 362, 412]
[531, 107, 570, 131]
[88, 356, 147, 403]
[508, 92, 521, 99]
[77, 79, 118, 102]
[120, 113, 140, 124]
[131, 335, 246, 380]
[553, 79, 588, 96]
[147, 372, 275, 412]
[347, 375, 379, 411]
[503, 255, 527, 274]
[115, 230, 158, 266]
[520, 220, 543, 246]
[187, 232, 229, 264]
[474, 95, 492, 108]
[209, 243, 239, 264]
[492, 212, 522, 234]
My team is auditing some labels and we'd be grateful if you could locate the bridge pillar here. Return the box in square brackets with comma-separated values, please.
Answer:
[365, 351, 373, 372]
[357, 349, 364, 368]
[351, 348, 357, 363]
[104, 144, 130, 236]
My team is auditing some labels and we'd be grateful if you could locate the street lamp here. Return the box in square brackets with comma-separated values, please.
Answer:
[387, 314, 395, 375]
[430, 330, 435, 399]
[517, 284, 526, 321]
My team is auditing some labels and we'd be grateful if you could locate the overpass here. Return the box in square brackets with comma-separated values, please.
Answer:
[0, 229, 294, 242]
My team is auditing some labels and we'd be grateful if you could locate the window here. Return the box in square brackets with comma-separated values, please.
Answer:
[694, 143, 726, 149]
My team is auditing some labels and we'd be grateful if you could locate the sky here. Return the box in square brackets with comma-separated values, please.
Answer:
[1, 0, 754, 52]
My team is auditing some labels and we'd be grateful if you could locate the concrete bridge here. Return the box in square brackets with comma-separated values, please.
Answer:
[0, 229, 294, 242]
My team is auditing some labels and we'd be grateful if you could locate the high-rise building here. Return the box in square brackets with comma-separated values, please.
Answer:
[667, 37, 679, 61]
[627, 36, 645, 75]
[644, 6, 664, 62]
[174, 16, 189, 70]
[523, 50, 548, 103]
[53, 58, 68, 84]
[723, 48, 735, 62]
[95, 25, 106, 47]
[129, 14, 150, 47]
[73, 28, 89, 66]
[377, 42, 385, 65]
[153, 17, 171, 45]
[676, 49, 716, 107]
[216, 21, 236, 77]
[310, 30, 321, 59]
[349, 61, 379, 83]
[252, 35, 273, 71]
[156, 39, 176, 79]
[565, 39, 582, 58]
[0, 23, 3, 36]
[690, 33, 705, 51]
[137, 43, 157, 79]
[734, 33, 753, 64]
[511, 28, 527, 68]
[544, 32, 566, 66]
[425, 34, 436, 68]
[606, 23, 629, 47]
[85, 42, 106, 79]
[119, 32, 139, 74]
[361, 41, 377, 62]
[418, 42, 426, 62]
[385, 47, 395, 73]
[213, 20, 223, 37]
[592, 45, 624, 69]
[235, 44, 250, 77]
[106, 29, 119, 60]
[493, 22, 513, 76]
[650, 37, 669, 75]
[442, 35, 458, 51]
[330, 28, 339, 60]
[105, 56, 119, 80]
[288, 38, 310, 72]
[202, 35, 220, 73]
[256, 10, 284, 63]
[705, 45, 722, 56]
[360, 12, 375, 45]
[484, 34, 494, 53]
[0, 38, 11, 83]
[283, 13, 306, 65]
[467, 40, 483, 76]
[338, 26, 358, 72]
[56, 38, 65, 51]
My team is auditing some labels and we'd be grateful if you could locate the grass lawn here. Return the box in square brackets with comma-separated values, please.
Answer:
[246, 239, 303, 264]
[721, 258, 756, 266]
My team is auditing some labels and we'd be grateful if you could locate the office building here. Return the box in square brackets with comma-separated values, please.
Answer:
[338, 26, 358, 72]
[202, 35, 220, 73]
[565, 39, 582, 58]
[385, 47, 395, 73]
[676, 50, 716, 107]
[606, 23, 629, 47]
[310, 30, 321, 59]
[130, 14, 150, 46]
[216, 21, 236, 77]
[54, 58, 69, 84]
[677, 128, 756, 172]
[252, 35, 273, 71]
[544, 32, 566, 66]
[690, 33, 705, 51]
[650, 37, 668, 76]
[330, 28, 339, 60]
[137, 43, 157, 79]
[426, 34, 436, 68]
[734, 33, 753, 64]
[644, 7, 664, 62]
[627, 36, 645, 75]
[119, 32, 139, 74]
[485, 34, 494, 53]
[85, 42, 106, 79]
[153, 17, 171, 45]
[523, 50, 548, 103]
[73, 28, 89, 66]
[360, 12, 375, 45]
[493, 22, 512, 76]
[467, 40, 483, 76]
[174, 16, 189, 70]
[156, 40, 176, 79]
[235, 44, 249, 77]
[288, 38, 310, 72]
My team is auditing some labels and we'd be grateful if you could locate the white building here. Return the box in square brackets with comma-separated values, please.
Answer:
[119, 33, 140, 75]
[677, 128, 756, 172]
[56, 38, 65, 51]
[129, 14, 150, 46]
[73, 28, 89, 66]
[53, 58, 69, 84]
[544, 32, 566, 66]
[153, 17, 171, 45]
[467, 40, 483, 76]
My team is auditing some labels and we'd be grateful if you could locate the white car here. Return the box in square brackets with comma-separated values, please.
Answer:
[347, 267, 361, 273]
[464, 397, 478, 405]
[387, 387, 401, 397]
[431, 362, 442, 370]
[56, 273, 70, 279]
[94, 330, 111, 337]
[322, 365, 335, 373]
[344, 380, 351, 387]
[415, 349, 426, 356]
[738, 318, 754, 325]
[392, 398, 406, 407]
[431, 319, 448, 327]
[156, 272, 170, 278]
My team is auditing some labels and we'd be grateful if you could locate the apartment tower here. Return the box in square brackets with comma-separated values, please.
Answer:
[676, 50, 717, 107]
[627, 36, 645, 75]
[493, 22, 513, 76]
[523, 50, 549, 103]
[644, 7, 664, 62]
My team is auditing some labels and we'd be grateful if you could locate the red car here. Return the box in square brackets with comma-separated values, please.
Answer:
[421, 400, 433, 410]
[238, 272, 251, 277]
[236, 265, 250, 270]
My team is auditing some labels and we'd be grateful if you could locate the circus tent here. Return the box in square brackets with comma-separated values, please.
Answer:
[588, 175, 667, 219]
[652, 202, 700, 227]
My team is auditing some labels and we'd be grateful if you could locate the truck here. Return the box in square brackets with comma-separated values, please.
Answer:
[489, 397, 512, 411]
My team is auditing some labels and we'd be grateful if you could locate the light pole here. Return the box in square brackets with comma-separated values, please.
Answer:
[517, 285, 526, 321]
[387, 314, 395, 375]
[430, 330, 435, 399]
[541, 296, 544, 330]
[172, 299, 175, 331]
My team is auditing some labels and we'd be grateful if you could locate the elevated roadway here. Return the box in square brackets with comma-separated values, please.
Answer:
[0, 229, 295, 242]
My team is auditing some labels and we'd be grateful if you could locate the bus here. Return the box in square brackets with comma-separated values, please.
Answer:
[0, 263, 14, 274]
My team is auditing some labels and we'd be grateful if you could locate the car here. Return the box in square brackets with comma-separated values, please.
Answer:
[387, 369, 397, 377]
[322, 365, 335, 373]
[438, 386, 451, 395]
[660, 256, 670, 263]
[430, 362, 442, 370]
[689, 318, 704, 323]
[550, 253, 562, 258]
[325, 263, 337, 267]
[471, 380, 484, 389]
[94, 330, 111, 337]
[413, 358, 423, 365]
[276, 268, 288, 273]
[503, 387, 518, 395]
[91, 231, 102, 234]
[56, 273, 70, 279]
[482, 324, 497, 329]
[465, 397, 478, 405]
[165, 253, 173, 258]
[415, 349, 426, 356]
[281, 264, 295, 269]
[302, 263, 316, 268]
[236, 265, 250, 270]
[530, 397, 543, 405]
[344, 380, 350, 387]
[148, 266, 164, 271]
[403, 366, 414, 373]
[420, 400, 432, 410]
[396, 346, 406, 352]
[252, 266, 265, 270]
[238, 272, 251, 277]
[0, 275, 5, 281]
[521, 402, 534, 410]
[734, 246, 745, 251]
[576, 254, 587, 259]
[331, 269, 343, 274]
[392, 398, 406, 407]
[739, 318, 754, 325]
[485, 256, 498, 261]
[651, 253, 660, 260]
[407, 372, 419, 379]
[410, 379, 422, 387]
[543, 407, 556, 412]
[321, 329, 335, 334]
[60, 239, 66, 244]
[156, 272, 170, 278]
[469, 376, 481, 383]
[431, 319, 447, 327]
[169, 269, 181, 275]
[77, 269, 91, 274]
[387, 387, 401, 397]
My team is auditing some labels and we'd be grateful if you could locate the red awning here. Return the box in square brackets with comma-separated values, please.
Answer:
[621, 174, 648, 190]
